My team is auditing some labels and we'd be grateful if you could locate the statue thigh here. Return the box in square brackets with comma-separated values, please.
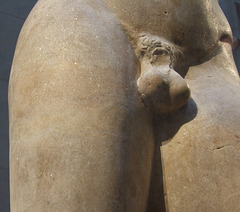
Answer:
[9, 1, 154, 211]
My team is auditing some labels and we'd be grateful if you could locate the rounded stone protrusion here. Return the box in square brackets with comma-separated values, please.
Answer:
[137, 64, 190, 115]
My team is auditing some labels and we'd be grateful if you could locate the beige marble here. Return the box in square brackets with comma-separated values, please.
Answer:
[9, 0, 240, 211]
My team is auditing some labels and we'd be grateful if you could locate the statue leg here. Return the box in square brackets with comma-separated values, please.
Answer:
[9, 0, 154, 211]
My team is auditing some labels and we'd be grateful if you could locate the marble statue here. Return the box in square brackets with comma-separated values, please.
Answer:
[9, 0, 240, 211]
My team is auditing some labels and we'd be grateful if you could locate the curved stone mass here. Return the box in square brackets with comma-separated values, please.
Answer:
[9, 0, 240, 211]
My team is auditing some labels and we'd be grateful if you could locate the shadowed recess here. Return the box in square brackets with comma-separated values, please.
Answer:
[147, 98, 197, 212]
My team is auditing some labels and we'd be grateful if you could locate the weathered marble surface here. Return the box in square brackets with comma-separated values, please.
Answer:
[9, 0, 240, 211]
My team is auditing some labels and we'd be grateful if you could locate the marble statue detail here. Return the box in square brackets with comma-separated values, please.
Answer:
[135, 35, 190, 115]
[9, 0, 240, 211]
